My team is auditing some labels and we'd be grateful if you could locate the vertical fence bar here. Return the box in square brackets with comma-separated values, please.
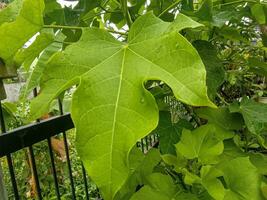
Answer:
[47, 138, 61, 200]
[58, 98, 76, 200]
[28, 146, 42, 200]
[145, 137, 149, 152]
[0, 101, 20, 200]
[30, 89, 42, 200]
[140, 139, 145, 153]
[149, 135, 153, 147]
[33, 89, 61, 200]
[82, 164, 89, 200]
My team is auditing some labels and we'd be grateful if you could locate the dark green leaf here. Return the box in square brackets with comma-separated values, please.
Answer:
[193, 40, 225, 99]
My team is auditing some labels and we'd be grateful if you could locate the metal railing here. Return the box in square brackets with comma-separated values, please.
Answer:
[0, 97, 158, 200]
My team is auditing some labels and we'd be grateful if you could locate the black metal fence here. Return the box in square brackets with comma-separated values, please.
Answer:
[0, 95, 158, 200]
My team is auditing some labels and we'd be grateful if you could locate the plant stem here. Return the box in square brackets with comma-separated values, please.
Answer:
[120, 0, 132, 27]
[43, 24, 128, 36]
[158, 0, 181, 18]
[43, 24, 82, 30]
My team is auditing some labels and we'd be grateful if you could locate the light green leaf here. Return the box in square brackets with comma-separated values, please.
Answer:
[20, 41, 62, 100]
[14, 31, 54, 71]
[196, 107, 244, 130]
[162, 153, 187, 170]
[229, 98, 267, 134]
[0, 0, 23, 26]
[172, 13, 203, 30]
[193, 40, 225, 99]
[156, 111, 193, 155]
[30, 12, 214, 199]
[0, 0, 44, 65]
[217, 157, 262, 200]
[218, 140, 246, 161]
[251, 4, 266, 25]
[176, 124, 233, 164]
[130, 173, 195, 200]
[200, 165, 225, 200]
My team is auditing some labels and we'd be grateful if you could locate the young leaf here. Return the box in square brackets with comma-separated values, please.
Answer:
[30, 12, 214, 199]
[176, 124, 233, 164]
[0, 0, 45, 65]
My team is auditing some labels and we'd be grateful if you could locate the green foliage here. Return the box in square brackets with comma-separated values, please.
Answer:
[0, 0, 267, 199]
[0, 0, 44, 65]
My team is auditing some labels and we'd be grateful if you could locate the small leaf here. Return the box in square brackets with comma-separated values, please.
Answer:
[156, 111, 193, 155]
[176, 124, 233, 164]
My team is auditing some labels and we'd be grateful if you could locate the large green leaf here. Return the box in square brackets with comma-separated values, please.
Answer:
[193, 40, 225, 99]
[30, 12, 214, 199]
[176, 124, 233, 164]
[0, 0, 45, 65]
[229, 98, 267, 134]
[156, 111, 193, 155]
[195, 107, 244, 130]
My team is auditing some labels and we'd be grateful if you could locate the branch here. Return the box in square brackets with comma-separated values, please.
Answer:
[43, 25, 128, 36]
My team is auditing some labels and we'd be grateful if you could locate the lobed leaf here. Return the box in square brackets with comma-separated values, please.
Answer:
[30, 12, 214, 199]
